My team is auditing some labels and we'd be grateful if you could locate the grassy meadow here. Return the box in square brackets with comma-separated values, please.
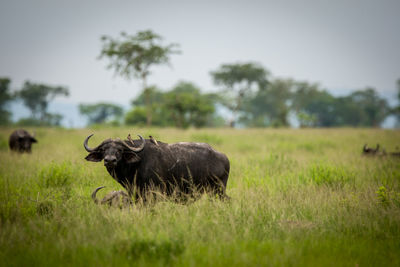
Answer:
[0, 127, 399, 266]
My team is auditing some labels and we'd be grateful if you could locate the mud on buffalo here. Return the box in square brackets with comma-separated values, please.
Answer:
[9, 129, 37, 153]
[83, 134, 230, 201]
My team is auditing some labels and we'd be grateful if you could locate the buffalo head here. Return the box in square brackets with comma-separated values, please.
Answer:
[91, 186, 133, 208]
[83, 134, 145, 168]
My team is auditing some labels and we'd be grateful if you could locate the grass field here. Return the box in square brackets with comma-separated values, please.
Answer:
[0, 127, 399, 266]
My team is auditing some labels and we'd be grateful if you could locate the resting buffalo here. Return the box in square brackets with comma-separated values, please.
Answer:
[91, 186, 132, 208]
[362, 144, 400, 157]
[83, 134, 230, 201]
[362, 144, 380, 155]
[9, 129, 37, 153]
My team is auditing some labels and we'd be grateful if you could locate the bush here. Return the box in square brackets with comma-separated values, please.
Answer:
[301, 164, 354, 188]
[38, 162, 75, 188]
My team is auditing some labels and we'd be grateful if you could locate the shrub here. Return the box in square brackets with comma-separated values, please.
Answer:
[38, 162, 75, 188]
[301, 164, 354, 188]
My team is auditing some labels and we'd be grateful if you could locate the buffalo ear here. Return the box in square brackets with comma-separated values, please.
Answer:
[124, 152, 141, 163]
[85, 152, 103, 162]
[31, 137, 37, 143]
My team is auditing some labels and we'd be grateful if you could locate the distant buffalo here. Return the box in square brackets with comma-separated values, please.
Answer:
[91, 186, 132, 208]
[9, 129, 37, 153]
[83, 134, 230, 201]
[362, 144, 400, 157]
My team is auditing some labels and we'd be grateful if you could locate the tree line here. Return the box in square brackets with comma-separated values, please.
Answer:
[1, 30, 399, 128]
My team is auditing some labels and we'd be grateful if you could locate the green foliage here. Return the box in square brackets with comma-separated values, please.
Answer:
[302, 164, 354, 188]
[16, 81, 69, 125]
[241, 78, 293, 127]
[36, 200, 54, 218]
[38, 162, 75, 188]
[297, 112, 317, 128]
[127, 82, 217, 128]
[165, 82, 216, 128]
[116, 239, 185, 263]
[99, 30, 180, 81]
[339, 88, 389, 127]
[0, 77, 13, 125]
[376, 186, 389, 206]
[240, 80, 390, 128]
[125, 106, 148, 126]
[126, 86, 174, 127]
[393, 79, 400, 127]
[0, 135, 8, 151]
[376, 186, 400, 208]
[99, 30, 180, 126]
[16, 113, 64, 127]
[211, 62, 269, 126]
[79, 102, 124, 125]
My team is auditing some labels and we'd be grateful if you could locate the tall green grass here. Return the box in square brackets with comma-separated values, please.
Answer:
[0, 127, 399, 266]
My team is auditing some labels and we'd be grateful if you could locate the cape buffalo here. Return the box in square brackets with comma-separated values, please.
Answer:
[362, 144, 400, 157]
[91, 186, 132, 208]
[9, 129, 37, 153]
[362, 144, 387, 156]
[83, 134, 230, 201]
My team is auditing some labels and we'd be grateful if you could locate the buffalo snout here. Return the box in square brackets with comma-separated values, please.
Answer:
[104, 155, 117, 167]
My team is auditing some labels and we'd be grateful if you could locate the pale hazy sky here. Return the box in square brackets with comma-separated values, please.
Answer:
[1, 0, 399, 125]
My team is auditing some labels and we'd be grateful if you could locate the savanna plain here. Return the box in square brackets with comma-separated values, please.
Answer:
[0, 127, 399, 266]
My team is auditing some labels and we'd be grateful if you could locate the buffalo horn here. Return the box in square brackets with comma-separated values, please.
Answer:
[363, 144, 368, 152]
[91, 186, 105, 204]
[84, 134, 96, 152]
[121, 134, 145, 152]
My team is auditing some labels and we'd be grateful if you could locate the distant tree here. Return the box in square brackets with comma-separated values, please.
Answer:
[125, 86, 172, 126]
[125, 106, 148, 126]
[165, 82, 216, 128]
[395, 79, 400, 126]
[345, 88, 389, 127]
[99, 30, 180, 126]
[17, 81, 69, 126]
[291, 82, 337, 127]
[241, 78, 293, 127]
[0, 77, 13, 125]
[79, 102, 123, 125]
[126, 82, 218, 128]
[210, 62, 269, 127]
[292, 85, 389, 127]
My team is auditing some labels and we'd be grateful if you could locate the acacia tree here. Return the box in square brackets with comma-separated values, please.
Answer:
[99, 30, 180, 126]
[17, 81, 69, 125]
[79, 103, 123, 125]
[210, 62, 269, 127]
